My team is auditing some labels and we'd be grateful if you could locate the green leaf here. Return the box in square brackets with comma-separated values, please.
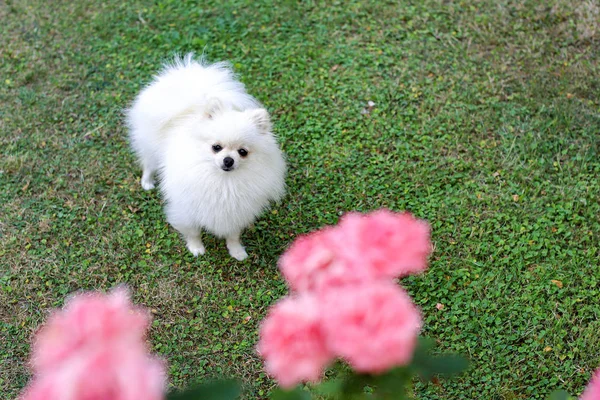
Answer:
[372, 368, 410, 395]
[548, 390, 571, 400]
[415, 337, 437, 354]
[312, 379, 344, 397]
[414, 353, 469, 381]
[429, 354, 468, 376]
[339, 373, 373, 398]
[412, 338, 469, 381]
[270, 387, 311, 400]
[166, 379, 242, 400]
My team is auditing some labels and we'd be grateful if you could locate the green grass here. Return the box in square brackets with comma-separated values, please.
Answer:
[1, 0, 599, 398]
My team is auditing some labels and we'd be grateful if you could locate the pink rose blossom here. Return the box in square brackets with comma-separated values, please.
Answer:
[20, 345, 165, 400]
[582, 369, 600, 400]
[265, 209, 430, 380]
[257, 294, 333, 388]
[31, 287, 150, 373]
[335, 210, 431, 279]
[278, 210, 431, 292]
[19, 287, 166, 400]
[320, 281, 422, 373]
[279, 228, 368, 292]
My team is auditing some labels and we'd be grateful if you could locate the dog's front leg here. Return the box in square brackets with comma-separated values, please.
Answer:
[226, 232, 248, 261]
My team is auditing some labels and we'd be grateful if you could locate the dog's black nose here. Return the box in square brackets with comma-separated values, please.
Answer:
[223, 157, 234, 168]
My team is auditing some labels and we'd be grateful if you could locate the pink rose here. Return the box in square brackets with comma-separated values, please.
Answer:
[278, 228, 368, 292]
[335, 210, 431, 279]
[278, 210, 432, 293]
[320, 281, 422, 373]
[582, 369, 600, 400]
[257, 295, 333, 388]
[19, 287, 166, 400]
[20, 345, 165, 400]
[31, 287, 150, 373]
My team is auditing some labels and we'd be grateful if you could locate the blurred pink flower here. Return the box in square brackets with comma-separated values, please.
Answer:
[32, 287, 150, 372]
[279, 228, 366, 292]
[20, 345, 165, 400]
[278, 210, 431, 292]
[265, 209, 430, 381]
[19, 287, 165, 400]
[582, 369, 600, 400]
[257, 294, 333, 388]
[335, 210, 431, 279]
[320, 281, 422, 373]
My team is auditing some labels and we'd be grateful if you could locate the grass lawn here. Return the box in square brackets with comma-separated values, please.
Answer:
[1, 0, 599, 398]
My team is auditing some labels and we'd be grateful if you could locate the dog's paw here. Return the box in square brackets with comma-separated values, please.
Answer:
[186, 241, 206, 257]
[141, 178, 156, 191]
[228, 245, 248, 261]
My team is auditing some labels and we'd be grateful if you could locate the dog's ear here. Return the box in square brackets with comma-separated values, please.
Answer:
[204, 98, 224, 119]
[248, 109, 272, 134]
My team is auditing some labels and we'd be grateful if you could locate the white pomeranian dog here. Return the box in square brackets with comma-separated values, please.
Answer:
[126, 54, 286, 260]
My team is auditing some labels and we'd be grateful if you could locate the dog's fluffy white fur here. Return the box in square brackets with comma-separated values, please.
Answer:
[126, 54, 286, 260]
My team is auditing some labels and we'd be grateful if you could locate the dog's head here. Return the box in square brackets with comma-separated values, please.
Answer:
[198, 99, 273, 173]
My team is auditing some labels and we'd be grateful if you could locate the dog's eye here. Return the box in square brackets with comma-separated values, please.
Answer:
[238, 149, 248, 157]
[212, 144, 223, 153]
